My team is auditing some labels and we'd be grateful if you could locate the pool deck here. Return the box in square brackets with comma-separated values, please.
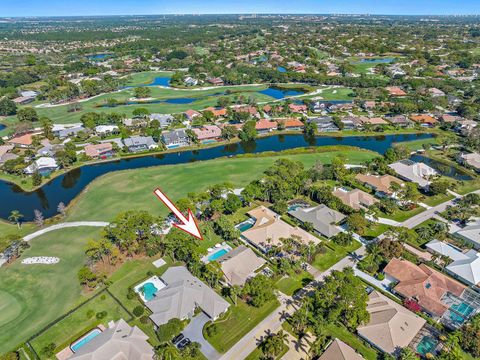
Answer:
[134, 275, 166, 302]
[201, 243, 232, 263]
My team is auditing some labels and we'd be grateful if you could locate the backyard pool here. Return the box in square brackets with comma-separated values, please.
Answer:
[142, 282, 159, 301]
[416, 336, 438, 356]
[449, 302, 476, 324]
[237, 219, 255, 232]
[134, 276, 166, 302]
[71, 328, 102, 352]
[208, 248, 230, 261]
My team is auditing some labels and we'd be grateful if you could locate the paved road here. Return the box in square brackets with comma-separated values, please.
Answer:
[23, 221, 109, 241]
[183, 313, 221, 360]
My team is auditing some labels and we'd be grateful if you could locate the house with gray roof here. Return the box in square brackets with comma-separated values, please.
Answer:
[69, 319, 154, 360]
[53, 124, 86, 139]
[162, 129, 190, 149]
[288, 204, 346, 238]
[454, 221, 480, 250]
[146, 266, 230, 327]
[123, 136, 158, 153]
[388, 160, 438, 189]
[307, 116, 339, 132]
[149, 114, 174, 129]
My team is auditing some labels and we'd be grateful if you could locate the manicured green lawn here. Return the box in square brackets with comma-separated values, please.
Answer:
[422, 193, 454, 207]
[312, 241, 361, 271]
[0, 221, 36, 251]
[275, 271, 313, 296]
[376, 206, 425, 223]
[324, 323, 378, 360]
[0, 227, 102, 354]
[30, 291, 131, 357]
[456, 178, 480, 195]
[245, 343, 289, 360]
[362, 223, 391, 240]
[205, 298, 280, 353]
[66, 149, 378, 222]
[393, 137, 439, 152]
[123, 71, 174, 86]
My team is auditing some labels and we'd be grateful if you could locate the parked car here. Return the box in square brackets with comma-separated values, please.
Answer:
[172, 333, 184, 344]
[177, 338, 191, 349]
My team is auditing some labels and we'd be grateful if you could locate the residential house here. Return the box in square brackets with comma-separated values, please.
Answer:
[456, 120, 478, 136]
[123, 118, 148, 128]
[95, 125, 119, 136]
[13, 96, 35, 105]
[37, 143, 63, 157]
[146, 266, 230, 327]
[242, 206, 320, 252]
[454, 221, 480, 250]
[192, 125, 222, 141]
[207, 77, 224, 86]
[386, 115, 412, 127]
[7, 132, 36, 148]
[288, 104, 307, 113]
[123, 136, 158, 153]
[426, 240, 480, 287]
[332, 188, 378, 211]
[319, 338, 364, 360]
[24, 157, 59, 175]
[53, 124, 86, 139]
[184, 109, 202, 121]
[288, 204, 346, 238]
[410, 114, 438, 127]
[429, 88, 446, 97]
[440, 114, 462, 123]
[340, 117, 357, 130]
[217, 245, 266, 286]
[385, 86, 407, 97]
[361, 117, 389, 126]
[69, 319, 154, 360]
[84, 143, 114, 159]
[457, 152, 480, 173]
[204, 107, 227, 118]
[383, 258, 466, 319]
[255, 119, 278, 133]
[184, 76, 198, 86]
[388, 160, 438, 189]
[363, 101, 376, 110]
[162, 129, 190, 149]
[0, 144, 15, 164]
[235, 106, 259, 118]
[355, 173, 404, 198]
[307, 117, 339, 132]
[357, 290, 426, 355]
[280, 118, 304, 130]
[149, 114, 174, 129]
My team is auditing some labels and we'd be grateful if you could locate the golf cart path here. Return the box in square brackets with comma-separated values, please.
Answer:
[23, 221, 109, 241]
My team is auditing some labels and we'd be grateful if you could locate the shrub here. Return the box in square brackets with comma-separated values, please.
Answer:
[140, 315, 150, 324]
[157, 318, 184, 341]
[205, 323, 218, 337]
[86, 309, 95, 318]
[42, 343, 56, 357]
[96, 311, 107, 319]
[376, 273, 385, 280]
[133, 305, 144, 317]
[126, 287, 136, 300]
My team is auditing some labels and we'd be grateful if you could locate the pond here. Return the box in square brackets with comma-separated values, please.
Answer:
[410, 154, 473, 181]
[143, 77, 171, 87]
[277, 66, 287, 73]
[353, 57, 395, 64]
[86, 53, 113, 60]
[0, 124, 5, 131]
[258, 87, 305, 99]
[0, 133, 433, 221]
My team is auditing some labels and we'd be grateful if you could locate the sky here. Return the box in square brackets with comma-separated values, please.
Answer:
[2, 0, 480, 17]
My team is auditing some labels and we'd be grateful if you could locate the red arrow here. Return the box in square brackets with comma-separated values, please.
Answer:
[153, 188, 203, 240]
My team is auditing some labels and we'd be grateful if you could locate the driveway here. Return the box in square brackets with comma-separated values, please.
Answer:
[183, 313, 221, 360]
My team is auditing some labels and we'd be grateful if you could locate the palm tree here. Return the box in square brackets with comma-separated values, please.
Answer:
[8, 210, 23, 229]
[154, 344, 178, 360]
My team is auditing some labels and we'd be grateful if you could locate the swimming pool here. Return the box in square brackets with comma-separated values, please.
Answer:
[449, 302, 475, 324]
[416, 336, 437, 355]
[71, 328, 102, 352]
[201, 139, 218, 144]
[237, 219, 254, 232]
[208, 248, 230, 261]
[142, 282, 159, 301]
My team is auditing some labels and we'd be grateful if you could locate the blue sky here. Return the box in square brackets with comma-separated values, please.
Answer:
[3, 0, 480, 17]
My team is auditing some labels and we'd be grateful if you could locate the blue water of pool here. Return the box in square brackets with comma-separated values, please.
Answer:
[450, 302, 475, 323]
[237, 220, 254, 232]
[208, 248, 229, 261]
[142, 282, 159, 301]
[416, 336, 437, 355]
[71, 329, 102, 352]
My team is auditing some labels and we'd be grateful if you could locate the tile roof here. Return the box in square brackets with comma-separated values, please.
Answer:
[218, 245, 266, 285]
[355, 173, 404, 195]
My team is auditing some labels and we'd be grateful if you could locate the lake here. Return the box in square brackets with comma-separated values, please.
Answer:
[86, 53, 113, 60]
[0, 133, 433, 221]
[258, 87, 305, 99]
[353, 57, 395, 64]
[410, 154, 473, 181]
[0, 124, 5, 131]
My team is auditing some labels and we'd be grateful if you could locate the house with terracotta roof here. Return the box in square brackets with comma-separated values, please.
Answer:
[357, 290, 425, 355]
[355, 173, 404, 198]
[429, 88, 446, 97]
[204, 107, 227, 118]
[242, 206, 320, 252]
[7, 133, 36, 148]
[288, 104, 307, 113]
[332, 188, 378, 211]
[410, 114, 438, 127]
[361, 117, 389, 126]
[383, 258, 466, 319]
[184, 109, 202, 121]
[207, 77, 224, 86]
[192, 125, 222, 141]
[279, 118, 304, 130]
[84, 143, 114, 159]
[385, 86, 407, 97]
[255, 119, 278, 133]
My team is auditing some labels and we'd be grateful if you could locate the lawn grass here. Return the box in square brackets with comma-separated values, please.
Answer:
[245, 342, 289, 360]
[29, 290, 131, 357]
[422, 193, 454, 207]
[275, 271, 313, 296]
[312, 241, 361, 271]
[362, 223, 391, 240]
[0, 221, 36, 251]
[65, 149, 378, 222]
[393, 137, 439, 152]
[205, 298, 280, 353]
[123, 71, 174, 86]
[0, 227, 102, 353]
[456, 178, 480, 195]
[376, 206, 425, 223]
[324, 323, 378, 360]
